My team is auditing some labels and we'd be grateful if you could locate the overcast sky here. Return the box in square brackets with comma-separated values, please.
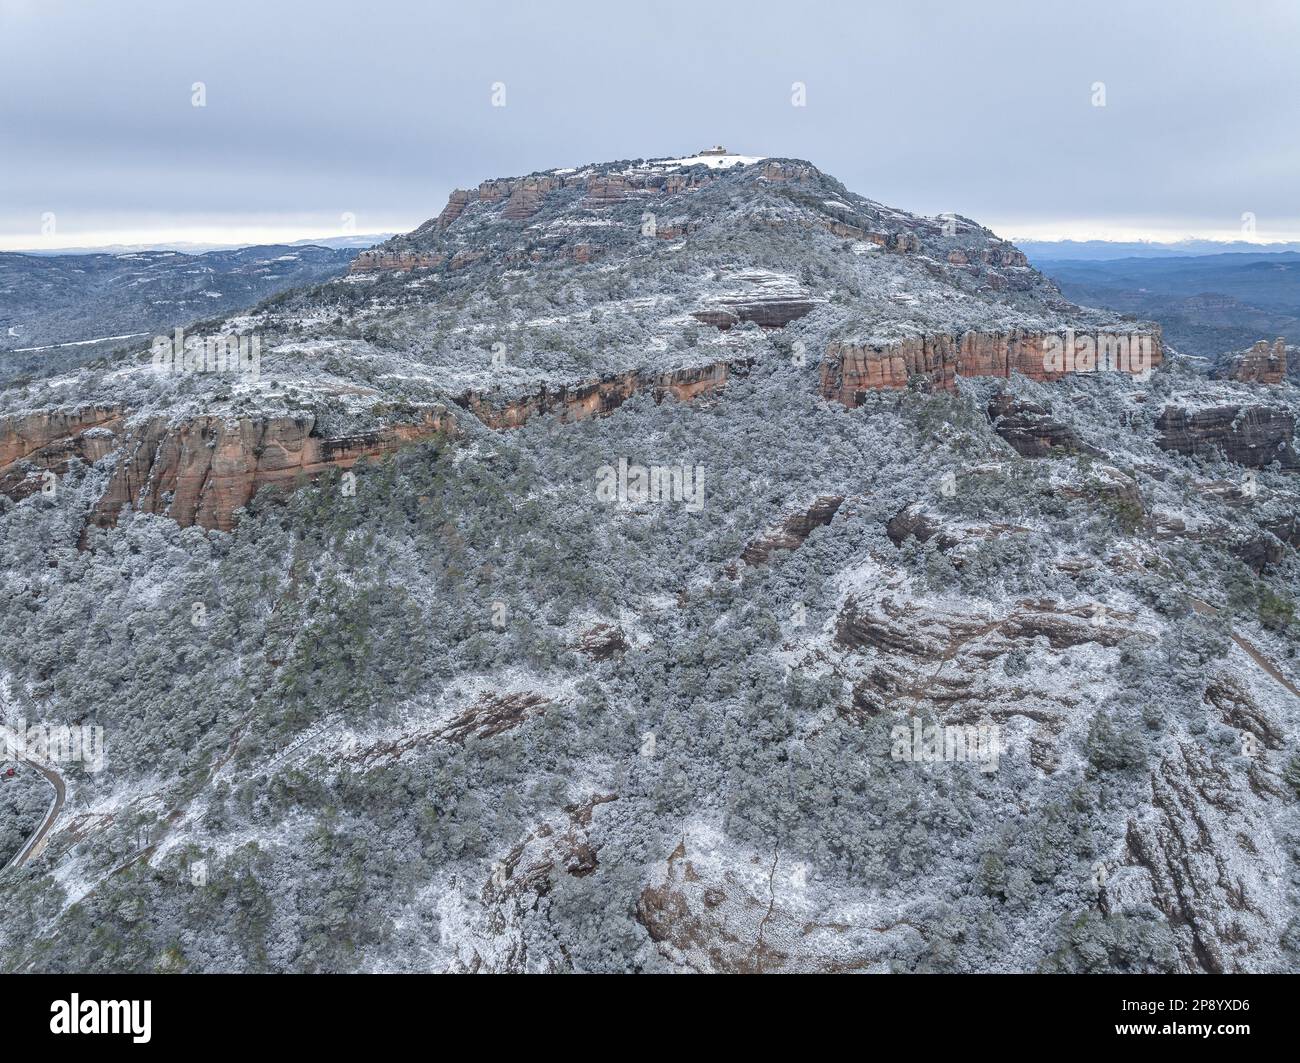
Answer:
[2, 0, 1297, 250]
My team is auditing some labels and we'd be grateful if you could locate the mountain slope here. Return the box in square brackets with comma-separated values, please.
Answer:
[0, 151, 1297, 974]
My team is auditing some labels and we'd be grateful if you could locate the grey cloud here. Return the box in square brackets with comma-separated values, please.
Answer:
[1, 0, 1297, 246]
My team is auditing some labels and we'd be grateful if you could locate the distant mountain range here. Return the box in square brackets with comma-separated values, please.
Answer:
[0, 242, 367, 383]
[10, 234, 394, 256]
[1034, 251, 1300, 358]
[1020, 239, 1300, 260]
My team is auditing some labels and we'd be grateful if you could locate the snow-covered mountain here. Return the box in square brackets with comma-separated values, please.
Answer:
[0, 150, 1297, 973]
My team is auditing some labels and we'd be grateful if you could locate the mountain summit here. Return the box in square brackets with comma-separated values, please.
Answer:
[0, 151, 1160, 531]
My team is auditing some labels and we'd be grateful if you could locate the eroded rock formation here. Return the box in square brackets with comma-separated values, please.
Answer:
[741, 495, 844, 565]
[88, 408, 457, 533]
[637, 836, 899, 973]
[821, 329, 1162, 402]
[1155, 405, 1299, 470]
[1217, 338, 1287, 385]
[0, 359, 747, 535]
[1117, 741, 1286, 972]
[987, 392, 1100, 458]
[453, 360, 744, 430]
[691, 297, 816, 331]
[351, 167, 723, 272]
[454, 793, 617, 973]
[0, 405, 125, 498]
[0, 405, 124, 469]
[883, 503, 1030, 558]
[574, 623, 629, 660]
[350, 250, 446, 272]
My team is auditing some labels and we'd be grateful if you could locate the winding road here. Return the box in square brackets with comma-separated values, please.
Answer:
[2, 755, 66, 872]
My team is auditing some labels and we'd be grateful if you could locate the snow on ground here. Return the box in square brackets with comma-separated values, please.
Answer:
[11, 332, 150, 353]
[654, 154, 766, 170]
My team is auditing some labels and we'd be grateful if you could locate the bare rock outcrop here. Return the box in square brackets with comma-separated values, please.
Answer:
[637, 836, 904, 973]
[1118, 742, 1286, 972]
[741, 495, 843, 565]
[453, 359, 744, 430]
[0, 405, 125, 498]
[89, 407, 456, 533]
[574, 623, 629, 661]
[987, 391, 1101, 458]
[822, 329, 1161, 402]
[438, 692, 551, 744]
[691, 297, 816, 331]
[460, 794, 617, 973]
[500, 176, 563, 220]
[835, 593, 1134, 660]
[885, 504, 964, 551]
[350, 250, 446, 272]
[1216, 338, 1287, 385]
[691, 269, 821, 330]
[0, 405, 124, 469]
[883, 503, 1029, 558]
[1155, 405, 1299, 470]
[435, 188, 474, 229]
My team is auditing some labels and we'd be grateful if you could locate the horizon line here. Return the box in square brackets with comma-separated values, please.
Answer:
[4, 226, 1300, 255]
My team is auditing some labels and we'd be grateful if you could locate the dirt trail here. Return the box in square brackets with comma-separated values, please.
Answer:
[1191, 598, 1300, 700]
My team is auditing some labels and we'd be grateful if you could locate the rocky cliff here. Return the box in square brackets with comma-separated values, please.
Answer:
[987, 391, 1101, 458]
[1155, 404, 1299, 470]
[453, 360, 742, 430]
[741, 495, 844, 566]
[1217, 338, 1288, 385]
[0, 405, 124, 469]
[350, 251, 447, 273]
[87, 408, 456, 533]
[0, 359, 748, 533]
[821, 328, 1162, 402]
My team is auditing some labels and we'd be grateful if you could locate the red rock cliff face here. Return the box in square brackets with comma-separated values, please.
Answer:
[821, 328, 1163, 404]
[435, 189, 474, 229]
[0, 360, 744, 534]
[87, 408, 456, 533]
[350, 250, 447, 272]
[455, 360, 742, 430]
[0, 406, 124, 468]
[0, 405, 126, 499]
[1219, 339, 1287, 385]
